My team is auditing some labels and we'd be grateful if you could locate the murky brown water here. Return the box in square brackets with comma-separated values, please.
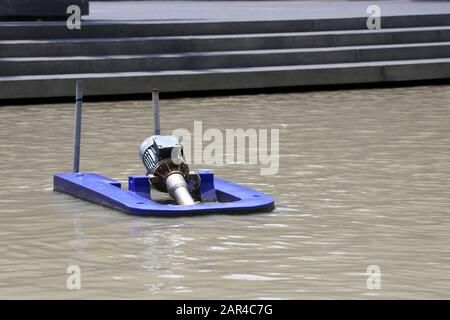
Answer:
[1, 85, 450, 299]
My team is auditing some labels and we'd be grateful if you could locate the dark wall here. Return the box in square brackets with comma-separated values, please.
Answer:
[91, 0, 417, 1]
[0, 0, 89, 17]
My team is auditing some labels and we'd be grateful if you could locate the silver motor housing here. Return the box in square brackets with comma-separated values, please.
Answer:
[139, 135, 195, 205]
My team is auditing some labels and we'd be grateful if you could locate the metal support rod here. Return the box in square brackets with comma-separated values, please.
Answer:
[152, 89, 161, 135]
[73, 81, 83, 173]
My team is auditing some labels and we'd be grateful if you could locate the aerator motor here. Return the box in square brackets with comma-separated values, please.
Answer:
[139, 135, 200, 206]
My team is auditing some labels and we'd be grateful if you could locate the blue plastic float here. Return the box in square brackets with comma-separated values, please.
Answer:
[53, 172, 274, 216]
[53, 84, 275, 216]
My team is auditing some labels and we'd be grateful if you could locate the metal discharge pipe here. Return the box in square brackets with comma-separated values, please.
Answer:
[165, 173, 195, 206]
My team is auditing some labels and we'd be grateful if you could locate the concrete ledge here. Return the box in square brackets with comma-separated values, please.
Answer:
[1, 59, 450, 100]
[2, 27, 450, 58]
[2, 14, 450, 40]
[0, 0, 89, 18]
[3, 43, 450, 77]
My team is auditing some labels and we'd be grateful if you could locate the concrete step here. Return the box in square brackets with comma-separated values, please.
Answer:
[2, 42, 450, 77]
[1, 26, 450, 58]
[1, 58, 450, 100]
[1, 14, 450, 40]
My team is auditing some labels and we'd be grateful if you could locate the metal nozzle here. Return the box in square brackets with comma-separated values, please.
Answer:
[165, 173, 195, 205]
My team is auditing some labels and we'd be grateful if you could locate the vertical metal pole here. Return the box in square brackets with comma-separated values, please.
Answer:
[73, 80, 83, 173]
[152, 89, 161, 135]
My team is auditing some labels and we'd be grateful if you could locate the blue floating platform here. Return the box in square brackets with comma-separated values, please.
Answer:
[53, 171, 275, 216]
